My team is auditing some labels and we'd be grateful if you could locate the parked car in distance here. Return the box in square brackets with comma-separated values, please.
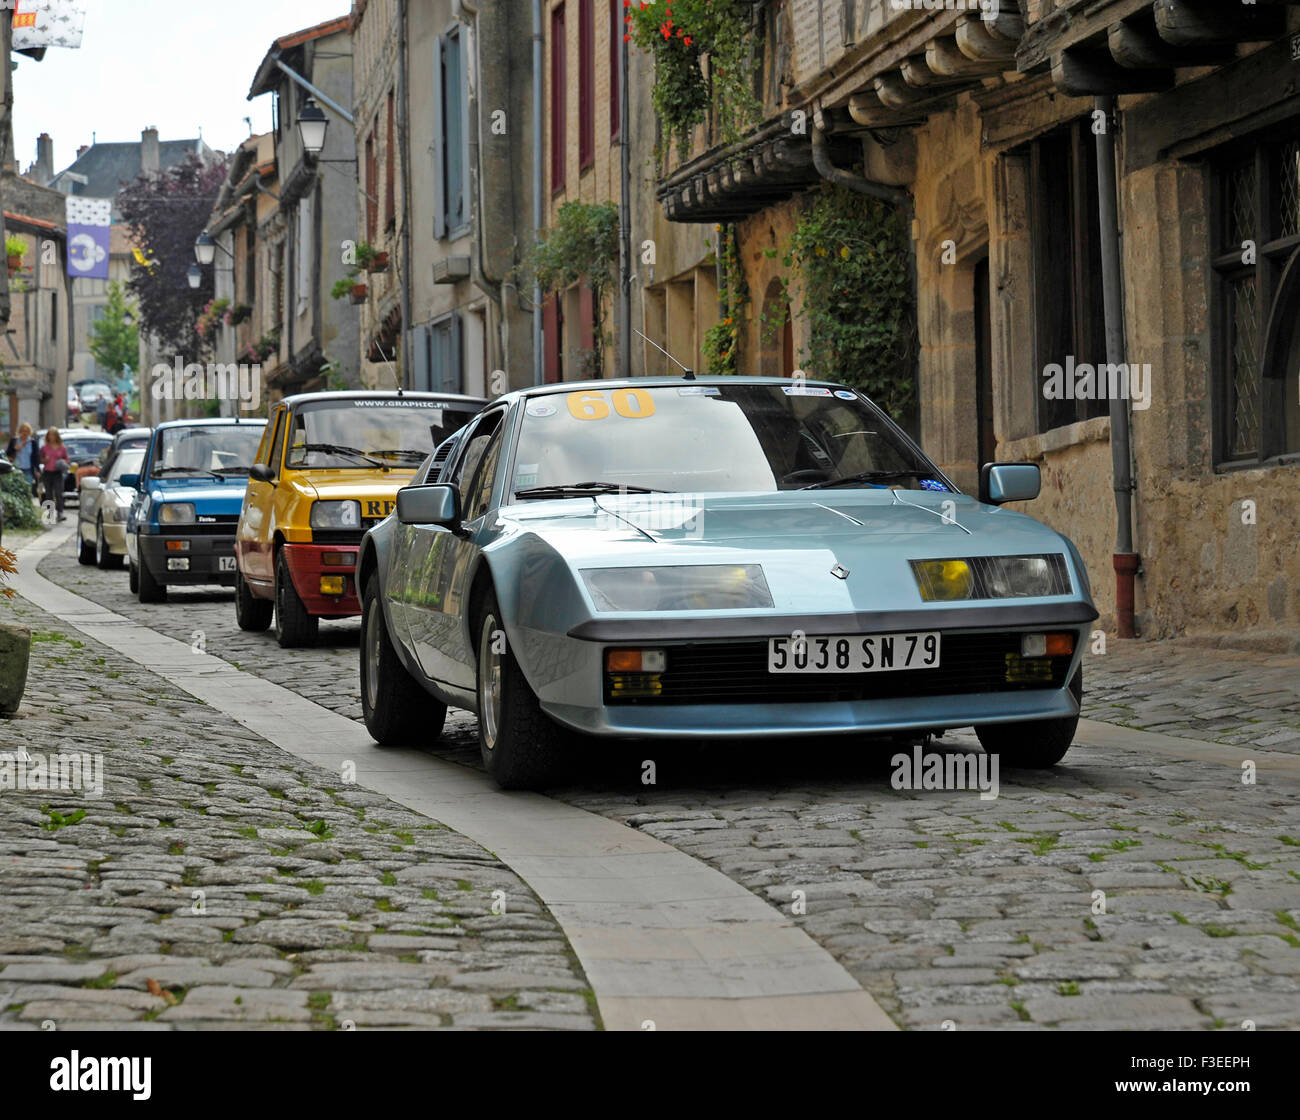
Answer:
[76, 446, 144, 569]
[66, 387, 81, 423]
[123, 418, 267, 602]
[357, 377, 1098, 790]
[234, 390, 486, 647]
[78, 426, 151, 490]
[77, 382, 113, 411]
[57, 429, 112, 499]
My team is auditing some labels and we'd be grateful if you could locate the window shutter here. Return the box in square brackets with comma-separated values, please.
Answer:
[432, 35, 446, 241]
[445, 32, 465, 230]
[448, 312, 463, 393]
[409, 325, 431, 392]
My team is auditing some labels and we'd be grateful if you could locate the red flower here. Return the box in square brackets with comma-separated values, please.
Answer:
[684, 35, 692, 46]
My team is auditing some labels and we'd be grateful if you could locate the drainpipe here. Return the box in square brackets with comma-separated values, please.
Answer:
[460, 0, 507, 383]
[398, 0, 412, 387]
[1095, 95, 1139, 638]
[532, 0, 544, 385]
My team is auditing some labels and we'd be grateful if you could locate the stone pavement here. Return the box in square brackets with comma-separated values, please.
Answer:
[0, 589, 597, 1030]
[23, 532, 1300, 1030]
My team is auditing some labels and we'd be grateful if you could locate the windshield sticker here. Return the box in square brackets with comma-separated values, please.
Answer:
[833, 390, 857, 400]
[515, 463, 539, 488]
[919, 479, 950, 493]
[526, 402, 557, 417]
[565, 388, 657, 421]
[678, 385, 721, 396]
[351, 400, 445, 408]
[782, 386, 833, 397]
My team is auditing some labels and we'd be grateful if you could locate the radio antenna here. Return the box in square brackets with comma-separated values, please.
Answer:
[634, 328, 695, 380]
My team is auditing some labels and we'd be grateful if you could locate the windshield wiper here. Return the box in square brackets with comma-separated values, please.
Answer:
[514, 481, 674, 499]
[368, 448, 429, 463]
[301, 442, 386, 468]
[153, 466, 224, 480]
[799, 469, 926, 490]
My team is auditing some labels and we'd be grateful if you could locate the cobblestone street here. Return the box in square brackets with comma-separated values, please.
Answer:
[0, 528, 1294, 1030]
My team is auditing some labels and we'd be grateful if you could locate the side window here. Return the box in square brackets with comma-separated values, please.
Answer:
[447, 411, 502, 494]
[464, 427, 503, 522]
[254, 410, 279, 466]
[269, 409, 288, 474]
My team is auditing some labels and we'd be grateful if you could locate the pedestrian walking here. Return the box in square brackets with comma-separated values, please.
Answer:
[96, 395, 109, 430]
[38, 426, 70, 521]
[4, 422, 39, 493]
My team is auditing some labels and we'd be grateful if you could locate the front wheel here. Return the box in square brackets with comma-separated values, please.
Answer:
[274, 550, 317, 647]
[128, 559, 139, 594]
[975, 669, 1082, 769]
[360, 573, 445, 745]
[475, 590, 566, 789]
[95, 518, 121, 569]
[137, 552, 166, 603]
[75, 521, 95, 565]
[235, 565, 272, 631]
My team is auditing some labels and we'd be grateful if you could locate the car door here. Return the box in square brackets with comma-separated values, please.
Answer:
[408, 409, 505, 688]
[238, 406, 286, 587]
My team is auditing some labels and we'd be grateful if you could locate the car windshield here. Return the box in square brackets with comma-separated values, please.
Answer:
[79, 383, 111, 400]
[62, 435, 111, 461]
[109, 448, 144, 484]
[509, 384, 947, 496]
[285, 398, 479, 470]
[153, 424, 264, 477]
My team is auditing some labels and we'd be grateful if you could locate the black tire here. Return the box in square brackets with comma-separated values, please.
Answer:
[137, 554, 166, 603]
[975, 669, 1083, 769]
[128, 559, 139, 594]
[360, 573, 446, 745]
[474, 589, 566, 789]
[274, 549, 317, 648]
[235, 565, 273, 632]
[75, 521, 95, 565]
[95, 518, 122, 569]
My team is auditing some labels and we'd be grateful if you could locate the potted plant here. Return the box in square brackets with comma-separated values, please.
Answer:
[225, 302, 252, 326]
[0, 466, 32, 717]
[365, 250, 389, 273]
[350, 282, 368, 304]
[5, 235, 26, 276]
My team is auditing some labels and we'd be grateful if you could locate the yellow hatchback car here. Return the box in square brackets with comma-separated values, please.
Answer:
[234, 390, 484, 646]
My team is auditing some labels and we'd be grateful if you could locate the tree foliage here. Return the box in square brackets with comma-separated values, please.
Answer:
[88, 280, 140, 379]
[117, 154, 229, 358]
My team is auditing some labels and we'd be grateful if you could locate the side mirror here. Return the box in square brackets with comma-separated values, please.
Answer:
[249, 463, 276, 484]
[80, 476, 102, 491]
[118, 472, 140, 491]
[980, 462, 1041, 506]
[0, 460, 12, 476]
[396, 484, 460, 527]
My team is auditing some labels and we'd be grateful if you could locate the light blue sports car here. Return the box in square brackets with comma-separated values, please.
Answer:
[358, 377, 1097, 789]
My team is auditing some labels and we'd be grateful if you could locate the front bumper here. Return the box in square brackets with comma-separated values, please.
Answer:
[138, 533, 238, 586]
[282, 542, 361, 616]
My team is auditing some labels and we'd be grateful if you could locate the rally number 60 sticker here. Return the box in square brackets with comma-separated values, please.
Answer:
[566, 388, 656, 421]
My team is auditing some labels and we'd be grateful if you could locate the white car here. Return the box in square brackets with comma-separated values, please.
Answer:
[76, 447, 143, 568]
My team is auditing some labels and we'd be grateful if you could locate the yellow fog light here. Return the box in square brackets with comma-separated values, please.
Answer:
[912, 559, 973, 602]
[319, 575, 346, 596]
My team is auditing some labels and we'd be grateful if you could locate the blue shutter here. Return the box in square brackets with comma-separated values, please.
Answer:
[432, 35, 446, 241]
[430, 314, 462, 394]
[409, 325, 431, 391]
[445, 31, 465, 230]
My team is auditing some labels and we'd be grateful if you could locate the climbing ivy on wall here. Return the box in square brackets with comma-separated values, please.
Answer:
[702, 223, 749, 377]
[627, 0, 761, 164]
[783, 183, 917, 423]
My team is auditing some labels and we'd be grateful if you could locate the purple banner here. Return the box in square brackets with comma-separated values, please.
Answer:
[66, 196, 111, 279]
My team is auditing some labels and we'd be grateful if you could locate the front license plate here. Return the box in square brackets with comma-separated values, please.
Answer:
[217, 556, 236, 572]
[768, 631, 941, 674]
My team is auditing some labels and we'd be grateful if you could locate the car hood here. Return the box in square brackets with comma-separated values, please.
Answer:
[496, 490, 1089, 615]
[295, 468, 419, 503]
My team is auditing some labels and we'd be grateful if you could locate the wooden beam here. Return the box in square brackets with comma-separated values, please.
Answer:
[875, 71, 928, 108]
[956, 13, 1017, 63]
[927, 35, 1004, 78]
[1108, 13, 1233, 69]
[1153, 0, 1285, 46]
[1051, 46, 1174, 95]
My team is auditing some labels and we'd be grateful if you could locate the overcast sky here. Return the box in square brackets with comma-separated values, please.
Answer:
[13, 0, 352, 172]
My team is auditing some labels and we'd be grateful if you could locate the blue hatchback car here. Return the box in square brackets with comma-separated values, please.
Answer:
[122, 418, 267, 602]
